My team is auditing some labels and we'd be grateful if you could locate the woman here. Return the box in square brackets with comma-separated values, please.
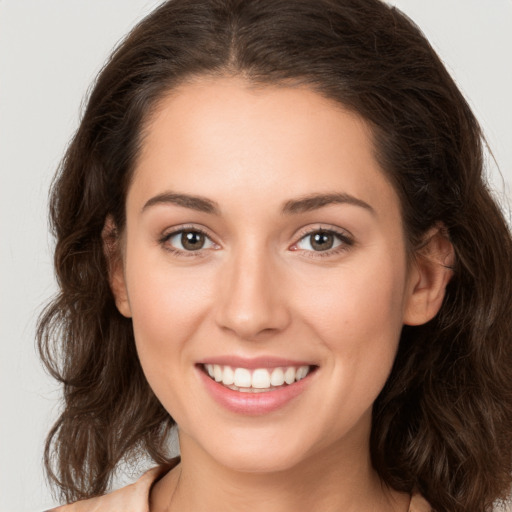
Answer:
[39, 0, 512, 511]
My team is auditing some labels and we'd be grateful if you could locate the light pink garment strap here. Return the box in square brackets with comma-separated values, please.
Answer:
[409, 493, 433, 512]
[48, 466, 166, 512]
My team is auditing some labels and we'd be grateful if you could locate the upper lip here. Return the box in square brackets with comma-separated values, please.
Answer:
[196, 355, 316, 369]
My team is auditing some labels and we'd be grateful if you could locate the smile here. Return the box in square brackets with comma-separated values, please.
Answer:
[197, 357, 318, 414]
[203, 364, 312, 393]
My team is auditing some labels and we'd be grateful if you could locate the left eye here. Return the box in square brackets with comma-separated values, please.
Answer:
[295, 230, 345, 252]
[166, 230, 216, 251]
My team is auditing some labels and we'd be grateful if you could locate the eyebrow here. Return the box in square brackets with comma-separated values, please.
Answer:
[141, 191, 374, 216]
[142, 192, 220, 215]
[281, 192, 375, 215]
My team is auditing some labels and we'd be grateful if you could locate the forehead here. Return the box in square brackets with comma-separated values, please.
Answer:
[130, 76, 400, 222]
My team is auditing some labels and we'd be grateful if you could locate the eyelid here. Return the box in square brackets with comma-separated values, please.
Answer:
[289, 225, 355, 257]
[159, 224, 220, 256]
[158, 223, 354, 258]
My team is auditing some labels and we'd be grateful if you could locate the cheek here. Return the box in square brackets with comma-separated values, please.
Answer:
[124, 250, 216, 374]
[124, 256, 220, 422]
[291, 252, 408, 387]
[297, 259, 405, 333]
[288, 255, 408, 432]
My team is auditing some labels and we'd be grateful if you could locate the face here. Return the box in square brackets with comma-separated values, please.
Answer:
[112, 77, 436, 474]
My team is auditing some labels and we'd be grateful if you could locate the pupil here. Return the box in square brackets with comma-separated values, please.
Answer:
[181, 231, 204, 250]
[311, 232, 333, 251]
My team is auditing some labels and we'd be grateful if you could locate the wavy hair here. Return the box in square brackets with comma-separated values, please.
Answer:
[38, 1, 512, 510]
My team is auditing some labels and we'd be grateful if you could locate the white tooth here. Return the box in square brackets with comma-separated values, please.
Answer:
[270, 367, 285, 386]
[296, 365, 309, 381]
[252, 368, 271, 389]
[222, 366, 234, 385]
[284, 367, 296, 385]
[234, 368, 252, 388]
[213, 364, 222, 382]
[206, 364, 215, 378]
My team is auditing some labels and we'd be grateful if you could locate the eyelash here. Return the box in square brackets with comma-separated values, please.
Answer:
[292, 226, 354, 259]
[159, 225, 215, 258]
[158, 225, 354, 259]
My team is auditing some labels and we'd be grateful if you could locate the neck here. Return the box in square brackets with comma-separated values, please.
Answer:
[150, 426, 409, 512]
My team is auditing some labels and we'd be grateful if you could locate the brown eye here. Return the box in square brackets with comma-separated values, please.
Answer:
[181, 230, 205, 251]
[294, 229, 352, 254]
[310, 231, 335, 251]
[163, 229, 217, 253]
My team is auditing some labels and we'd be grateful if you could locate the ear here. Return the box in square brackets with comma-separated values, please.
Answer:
[403, 225, 454, 326]
[102, 216, 132, 318]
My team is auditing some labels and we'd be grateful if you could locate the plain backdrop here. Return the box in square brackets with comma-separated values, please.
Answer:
[0, 1, 511, 511]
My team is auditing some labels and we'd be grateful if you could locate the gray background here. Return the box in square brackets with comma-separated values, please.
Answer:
[1, 1, 511, 511]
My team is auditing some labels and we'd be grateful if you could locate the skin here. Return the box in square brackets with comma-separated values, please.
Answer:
[109, 77, 453, 512]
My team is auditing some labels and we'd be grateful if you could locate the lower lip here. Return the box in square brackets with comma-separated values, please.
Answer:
[197, 366, 316, 415]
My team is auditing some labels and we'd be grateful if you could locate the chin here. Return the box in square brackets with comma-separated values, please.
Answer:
[185, 423, 324, 475]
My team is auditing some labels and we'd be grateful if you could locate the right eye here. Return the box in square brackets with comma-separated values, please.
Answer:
[161, 228, 218, 253]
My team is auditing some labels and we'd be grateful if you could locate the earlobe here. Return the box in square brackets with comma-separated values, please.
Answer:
[403, 225, 454, 326]
[102, 216, 132, 318]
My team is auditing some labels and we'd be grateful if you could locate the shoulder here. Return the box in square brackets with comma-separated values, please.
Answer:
[409, 493, 433, 512]
[46, 466, 168, 512]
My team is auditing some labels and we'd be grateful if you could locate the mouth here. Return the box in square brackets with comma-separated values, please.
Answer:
[200, 363, 316, 393]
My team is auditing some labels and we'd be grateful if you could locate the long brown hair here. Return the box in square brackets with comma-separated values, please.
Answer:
[38, 1, 512, 510]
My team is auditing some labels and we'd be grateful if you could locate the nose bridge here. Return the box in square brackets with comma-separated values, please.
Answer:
[215, 238, 290, 339]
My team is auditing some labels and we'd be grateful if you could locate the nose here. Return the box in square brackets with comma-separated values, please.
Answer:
[214, 247, 291, 341]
